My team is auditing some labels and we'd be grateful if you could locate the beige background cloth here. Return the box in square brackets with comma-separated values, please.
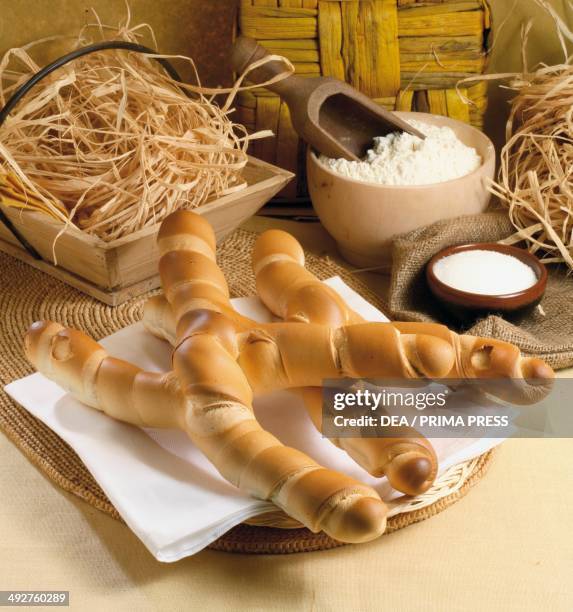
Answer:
[1, 2, 573, 610]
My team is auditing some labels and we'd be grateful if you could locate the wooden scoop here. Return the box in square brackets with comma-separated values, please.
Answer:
[231, 36, 425, 161]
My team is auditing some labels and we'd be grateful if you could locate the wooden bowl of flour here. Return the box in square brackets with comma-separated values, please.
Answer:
[307, 112, 495, 271]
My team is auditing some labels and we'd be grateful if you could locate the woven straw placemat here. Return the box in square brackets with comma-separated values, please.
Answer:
[0, 228, 494, 554]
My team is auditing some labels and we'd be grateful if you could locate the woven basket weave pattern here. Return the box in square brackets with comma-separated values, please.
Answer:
[237, 0, 490, 197]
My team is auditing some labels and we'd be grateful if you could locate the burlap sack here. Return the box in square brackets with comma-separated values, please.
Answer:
[388, 212, 573, 370]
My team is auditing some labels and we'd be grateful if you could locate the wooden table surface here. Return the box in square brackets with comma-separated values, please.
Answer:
[0, 217, 571, 612]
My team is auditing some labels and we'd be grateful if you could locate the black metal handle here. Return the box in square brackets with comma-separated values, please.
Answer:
[0, 41, 183, 260]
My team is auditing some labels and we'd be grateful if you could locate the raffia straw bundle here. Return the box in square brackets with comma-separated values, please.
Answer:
[488, 62, 573, 269]
[0, 13, 290, 243]
[484, 2, 573, 269]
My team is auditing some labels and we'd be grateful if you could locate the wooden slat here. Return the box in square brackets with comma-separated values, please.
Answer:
[243, 88, 283, 97]
[318, 1, 345, 79]
[468, 79, 488, 97]
[413, 89, 430, 113]
[401, 50, 483, 61]
[240, 16, 318, 39]
[258, 38, 319, 49]
[445, 88, 470, 122]
[261, 44, 320, 62]
[242, 5, 318, 17]
[397, 0, 447, 5]
[400, 56, 486, 73]
[467, 80, 488, 128]
[398, 1, 483, 16]
[0, 206, 111, 287]
[376, 0, 401, 96]
[279, 0, 317, 6]
[241, 3, 318, 39]
[338, 1, 401, 97]
[291, 62, 321, 75]
[372, 95, 397, 110]
[483, 0, 492, 28]
[396, 89, 415, 111]
[399, 35, 483, 54]
[398, 10, 483, 37]
[427, 89, 449, 116]
[400, 72, 481, 88]
[239, 65, 319, 80]
[244, 77, 317, 97]
[0, 235, 162, 306]
[340, 1, 359, 86]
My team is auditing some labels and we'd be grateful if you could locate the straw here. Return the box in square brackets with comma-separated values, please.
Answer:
[0, 11, 293, 244]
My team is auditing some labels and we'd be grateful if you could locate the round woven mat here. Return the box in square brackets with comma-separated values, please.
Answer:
[0, 228, 494, 554]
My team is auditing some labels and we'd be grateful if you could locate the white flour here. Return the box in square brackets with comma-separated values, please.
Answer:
[319, 119, 481, 185]
[433, 250, 538, 295]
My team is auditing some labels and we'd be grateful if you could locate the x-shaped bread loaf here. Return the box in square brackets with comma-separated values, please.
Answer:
[24, 211, 553, 544]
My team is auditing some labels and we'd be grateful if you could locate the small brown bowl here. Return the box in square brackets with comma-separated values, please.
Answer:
[426, 243, 547, 323]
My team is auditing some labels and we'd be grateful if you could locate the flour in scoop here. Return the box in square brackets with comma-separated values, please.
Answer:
[433, 250, 538, 295]
[319, 119, 481, 185]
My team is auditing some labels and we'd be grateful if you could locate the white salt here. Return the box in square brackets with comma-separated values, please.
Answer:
[433, 250, 538, 295]
[319, 119, 481, 185]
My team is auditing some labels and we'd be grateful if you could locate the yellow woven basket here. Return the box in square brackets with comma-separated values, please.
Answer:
[236, 0, 491, 198]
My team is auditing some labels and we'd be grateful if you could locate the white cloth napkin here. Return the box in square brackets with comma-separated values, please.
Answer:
[5, 277, 503, 561]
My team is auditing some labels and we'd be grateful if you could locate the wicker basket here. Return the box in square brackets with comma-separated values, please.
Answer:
[236, 0, 491, 199]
